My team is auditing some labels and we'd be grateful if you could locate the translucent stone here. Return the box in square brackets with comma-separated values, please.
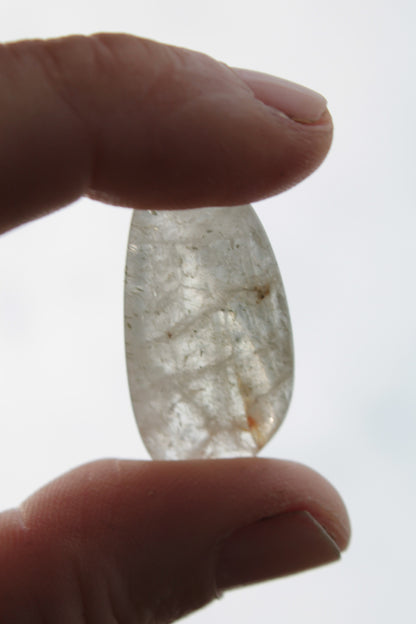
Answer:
[124, 205, 294, 460]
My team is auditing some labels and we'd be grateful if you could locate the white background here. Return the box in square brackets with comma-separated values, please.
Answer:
[0, 1, 415, 622]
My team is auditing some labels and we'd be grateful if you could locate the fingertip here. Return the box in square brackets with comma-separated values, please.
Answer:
[0, 458, 350, 621]
[0, 34, 335, 232]
[216, 510, 341, 591]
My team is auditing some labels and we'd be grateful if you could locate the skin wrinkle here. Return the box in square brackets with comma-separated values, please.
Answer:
[39, 39, 92, 161]
[0, 516, 77, 623]
[37, 37, 102, 198]
[93, 34, 173, 116]
[70, 555, 93, 624]
[139, 47, 197, 113]
[102, 560, 133, 624]
[157, 53, 255, 123]
[0, 43, 88, 230]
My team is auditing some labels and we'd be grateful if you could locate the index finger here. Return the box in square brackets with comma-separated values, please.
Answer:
[0, 33, 332, 233]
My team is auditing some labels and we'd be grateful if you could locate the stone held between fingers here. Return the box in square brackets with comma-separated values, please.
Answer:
[124, 205, 294, 460]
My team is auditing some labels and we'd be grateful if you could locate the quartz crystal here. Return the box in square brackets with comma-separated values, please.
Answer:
[124, 205, 293, 460]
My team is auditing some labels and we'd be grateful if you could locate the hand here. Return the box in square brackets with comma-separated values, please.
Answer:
[0, 33, 349, 622]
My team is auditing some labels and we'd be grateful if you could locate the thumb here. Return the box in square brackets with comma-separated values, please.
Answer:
[0, 33, 332, 232]
[0, 459, 349, 622]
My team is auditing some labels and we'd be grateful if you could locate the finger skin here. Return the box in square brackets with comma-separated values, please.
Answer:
[0, 458, 349, 622]
[0, 32, 340, 623]
[0, 33, 332, 233]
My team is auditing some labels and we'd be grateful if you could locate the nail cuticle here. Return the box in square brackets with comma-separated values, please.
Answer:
[234, 67, 328, 124]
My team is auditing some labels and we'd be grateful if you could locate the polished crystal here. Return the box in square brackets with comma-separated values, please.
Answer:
[124, 205, 293, 459]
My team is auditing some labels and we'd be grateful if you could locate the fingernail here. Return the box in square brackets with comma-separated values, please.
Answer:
[234, 68, 327, 123]
[216, 510, 340, 590]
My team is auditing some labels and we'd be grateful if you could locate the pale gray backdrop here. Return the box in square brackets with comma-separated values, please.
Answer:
[1, 1, 415, 622]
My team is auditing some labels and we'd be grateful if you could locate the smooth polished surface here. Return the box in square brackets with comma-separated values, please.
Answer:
[125, 205, 294, 459]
